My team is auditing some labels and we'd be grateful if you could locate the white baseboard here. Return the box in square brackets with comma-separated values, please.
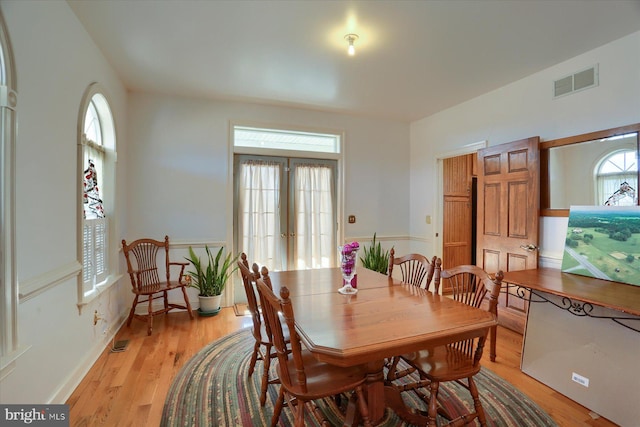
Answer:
[49, 315, 127, 404]
[539, 253, 563, 270]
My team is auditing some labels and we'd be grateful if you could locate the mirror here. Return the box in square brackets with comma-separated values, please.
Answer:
[541, 123, 640, 216]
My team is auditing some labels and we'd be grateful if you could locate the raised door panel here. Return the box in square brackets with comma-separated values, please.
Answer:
[483, 183, 501, 236]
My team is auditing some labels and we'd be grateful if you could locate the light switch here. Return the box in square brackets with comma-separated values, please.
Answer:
[348, 215, 356, 224]
[426, 215, 431, 224]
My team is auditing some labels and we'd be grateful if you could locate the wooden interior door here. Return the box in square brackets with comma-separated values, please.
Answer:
[442, 154, 474, 292]
[477, 137, 539, 334]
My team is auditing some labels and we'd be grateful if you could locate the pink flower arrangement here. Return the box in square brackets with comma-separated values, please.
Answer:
[340, 242, 360, 279]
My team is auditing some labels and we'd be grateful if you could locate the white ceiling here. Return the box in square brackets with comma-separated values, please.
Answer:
[67, 0, 640, 122]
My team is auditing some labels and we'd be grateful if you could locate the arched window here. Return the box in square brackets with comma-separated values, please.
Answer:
[596, 149, 638, 206]
[78, 84, 117, 303]
[0, 10, 23, 374]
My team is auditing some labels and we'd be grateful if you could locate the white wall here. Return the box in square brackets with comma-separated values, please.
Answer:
[0, 1, 129, 404]
[410, 31, 640, 266]
[127, 92, 410, 241]
[126, 91, 411, 302]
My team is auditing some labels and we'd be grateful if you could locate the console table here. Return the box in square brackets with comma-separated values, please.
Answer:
[501, 267, 640, 332]
[502, 268, 640, 426]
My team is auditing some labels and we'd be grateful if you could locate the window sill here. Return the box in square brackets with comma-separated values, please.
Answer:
[77, 273, 123, 313]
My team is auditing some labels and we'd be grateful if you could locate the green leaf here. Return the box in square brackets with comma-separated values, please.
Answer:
[185, 245, 239, 296]
[359, 233, 390, 274]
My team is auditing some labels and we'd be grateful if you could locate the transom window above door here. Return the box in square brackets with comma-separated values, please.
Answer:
[233, 125, 341, 154]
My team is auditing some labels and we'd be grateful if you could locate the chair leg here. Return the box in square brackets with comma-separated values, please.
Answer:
[248, 340, 261, 378]
[180, 286, 194, 319]
[490, 324, 497, 362]
[468, 376, 487, 426]
[147, 295, 154, 335]
[126, 295, 139, 327]
[426, 381, 440, 427]
[270, 387, 285, 427]
[260, 343, 272, 406]
[294, 399, 306, 427]
[354, 386, 372, 427]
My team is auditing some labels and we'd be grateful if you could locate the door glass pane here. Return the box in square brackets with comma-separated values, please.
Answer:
[292, 160, 336, 269]
[235, 155, 337, 272]
[236, 157, 285, 271]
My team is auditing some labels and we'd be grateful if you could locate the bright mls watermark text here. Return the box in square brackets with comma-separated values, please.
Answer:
[1, 405, 68, 426]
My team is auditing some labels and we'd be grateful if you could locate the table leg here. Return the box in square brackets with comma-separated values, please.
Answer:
[363, 361, 386, 423]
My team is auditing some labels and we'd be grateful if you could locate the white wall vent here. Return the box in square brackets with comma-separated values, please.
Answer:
[553, 64, 599, 99]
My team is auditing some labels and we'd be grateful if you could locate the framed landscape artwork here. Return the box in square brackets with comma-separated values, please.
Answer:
[561, 205, 640, 286]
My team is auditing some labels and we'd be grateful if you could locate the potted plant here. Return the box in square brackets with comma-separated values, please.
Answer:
[360, 233, 391, 274]
[185, 245, 238, 316]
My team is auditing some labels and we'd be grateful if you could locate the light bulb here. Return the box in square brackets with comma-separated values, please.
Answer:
[344, 34, 359, 57]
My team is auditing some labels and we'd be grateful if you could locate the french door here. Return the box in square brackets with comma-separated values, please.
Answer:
[234, 155, 337, 271]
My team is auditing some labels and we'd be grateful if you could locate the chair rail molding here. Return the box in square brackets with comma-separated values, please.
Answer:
[19, 260, 82, 302]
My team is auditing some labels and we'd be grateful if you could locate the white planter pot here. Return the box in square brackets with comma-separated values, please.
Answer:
[198, 294, 222, 316]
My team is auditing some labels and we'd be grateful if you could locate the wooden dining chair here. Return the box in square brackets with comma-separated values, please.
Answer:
[388, 248, 439, 290]
[121, 235, 194, 335]
[238, 255, 290, 406]
[255, 278, 373, 427]
[386, 250, 441, 381]
[236, 254, 273, 406]
[387, 265, 504, 427]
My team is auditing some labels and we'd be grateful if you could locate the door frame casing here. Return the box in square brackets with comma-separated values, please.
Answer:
[227, 121, 346, 302]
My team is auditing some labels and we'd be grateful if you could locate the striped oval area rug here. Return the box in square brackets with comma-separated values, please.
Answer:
[161, 328, 557, 427]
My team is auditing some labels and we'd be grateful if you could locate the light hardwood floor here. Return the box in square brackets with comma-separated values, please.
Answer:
[66, 308, 618, 427]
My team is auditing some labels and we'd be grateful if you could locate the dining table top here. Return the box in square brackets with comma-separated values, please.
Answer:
[267, 267, 497, 367]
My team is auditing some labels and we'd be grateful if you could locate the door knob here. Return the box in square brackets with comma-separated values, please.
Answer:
[520, 244, 539, 252]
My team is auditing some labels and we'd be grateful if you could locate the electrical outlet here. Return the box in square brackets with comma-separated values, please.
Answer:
[572, 372, 589, 387]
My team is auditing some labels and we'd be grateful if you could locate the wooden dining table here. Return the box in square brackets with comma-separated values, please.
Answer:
[267, 267, 497, 425]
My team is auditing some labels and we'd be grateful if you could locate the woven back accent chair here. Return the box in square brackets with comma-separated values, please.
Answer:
[121, 236, 193, 335]
[255, 278, 373, 427]
[387, 265, 503, 427]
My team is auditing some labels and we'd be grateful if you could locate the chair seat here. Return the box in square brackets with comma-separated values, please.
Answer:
[134, 280, 185, 295]
[277, 349, 368, 400]
[404, 345, 482, 382]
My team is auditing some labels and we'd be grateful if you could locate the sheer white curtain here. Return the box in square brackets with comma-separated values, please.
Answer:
[237, 159, 284, 271]
[294, 163, 336, 269]
[598, 174, 638, 205]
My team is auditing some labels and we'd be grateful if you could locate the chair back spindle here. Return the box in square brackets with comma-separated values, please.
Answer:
[388, 248, 438, 291]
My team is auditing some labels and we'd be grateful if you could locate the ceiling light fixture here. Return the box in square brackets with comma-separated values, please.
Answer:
[344, 33, 359, 56]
